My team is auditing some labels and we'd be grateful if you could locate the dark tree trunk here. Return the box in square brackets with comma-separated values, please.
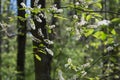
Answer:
[16, 0, 26, 80]
[0, 0, 2, 79]
[31, 0, 52, 80]
[32, 41, 52, 80]
[0, 29, 2, 80]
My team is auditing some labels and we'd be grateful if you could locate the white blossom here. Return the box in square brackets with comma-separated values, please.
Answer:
[114, 43, 119, 47]
[58, 70, 65, 80]
[74, 27, 81, 40]
[68, 58, 72, 64]
[79, 20, 87, 26]
[49, 25, 55, 29]
[76, 17, 87, 26]
[51, 4, 63, 13]
[51, 4, 58, 11]
[20, 2, 26, 8]
[75, 2, 80, 6]
[81, 71, 87, 77]
[45, 47, 54, 56]
[35, 15, 42, 23]
[32, 35, 41, 43]
[38, 28, 44, 37]
[39, 13, 44, 18]
[66, 27, 72, 31]
[44, 39, 54, 44]
[71, 75, 78, 80]
[107, 46, 113, 52]
[64, 64, 69, 68]
[97, 19, 110, 26]
[56, 9, 63, 13]
[82, 63, 90, 68]
[87, 25, 98, 28]
[73, 15, 78, 19]
[29, 19, 36, 30]
[34, 0, 39, 6]
[37, 4, 41, 9]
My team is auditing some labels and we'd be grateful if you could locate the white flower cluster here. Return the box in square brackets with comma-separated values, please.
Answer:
[44, 39, 54, 45]
[87, 19, 111, 28]
[32, 35, 41, 43]
[106, 46, 113, 52]
[74, 27, 81, 40]
[38, 28, 44, 38]
[87, 25, 98, 28]
[34, 0, 39, 6]
[75, 0, 87, 6]
[49, 25, 55, 29]
[73, 15, 79, 19]
[50, 4, 63, 13]
[75, 2, 80, 6]
[58, 70, 65, 80]
[97, 19, 110, 26]
[20, 2, 26, 8]
[81, 71, 87, 77]
[37, 4, 41, 9]
[45, 47, 54, 56]
[81, 63, 90, 68]
[76, 17, 87, 26]
[35, 15, 42, 23]
[28, 19, 36, 30]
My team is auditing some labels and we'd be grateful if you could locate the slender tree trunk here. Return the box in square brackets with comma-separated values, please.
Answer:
[0, 0, 2, 79]
[108, 1, 120, 80]
[0, 30, 2, 80]
[16, 0, 26, 80]
[51, 1, 61, 79]
[31, 0, 52, 80]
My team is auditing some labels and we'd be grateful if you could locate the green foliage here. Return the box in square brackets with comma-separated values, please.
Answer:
[1, 0, 120, 80]
[93, 31, 107, 40]
[35, 54, 41, 61]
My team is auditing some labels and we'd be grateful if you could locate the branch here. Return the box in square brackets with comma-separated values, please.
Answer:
[61, 6, 120, 15]
[0, 23, 16, 38]
[76, 8, 120, 15]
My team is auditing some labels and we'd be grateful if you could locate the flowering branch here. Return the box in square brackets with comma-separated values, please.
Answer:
[61, 6, 120, 15]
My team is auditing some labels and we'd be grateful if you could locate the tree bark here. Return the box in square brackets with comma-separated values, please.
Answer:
[16, 0, 26, 80]
[0, 0, 2, 79]
[31, 0, 52, 80]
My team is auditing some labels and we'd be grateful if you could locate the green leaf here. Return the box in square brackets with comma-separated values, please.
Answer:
[54, 14, 68, 20]
[93, 31, 107, 40]
[18, 16, 26, 21]
[35, 54, 41, 61]
[38, 50, 46, 54]
[25, 13, 30, 18]
[104, 38, 114, 45]
[86, 15, 92, 21]
[110, 57, 116, 63]
[94, 3, 102, 9]
[111, 18, 120, 23]
[111, 29, 116, 35]
[33, 46, 37, 49]
[39, 44, 45, 47]
[84, 29, 94, 37]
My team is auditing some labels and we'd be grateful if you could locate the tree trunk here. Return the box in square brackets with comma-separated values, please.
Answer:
[16, 0, 26, 80]
[0, 29, 2, 80]
[0, 0, 2, 79]
[31, 0, 52, 80]
[51, 0, 60, 79]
